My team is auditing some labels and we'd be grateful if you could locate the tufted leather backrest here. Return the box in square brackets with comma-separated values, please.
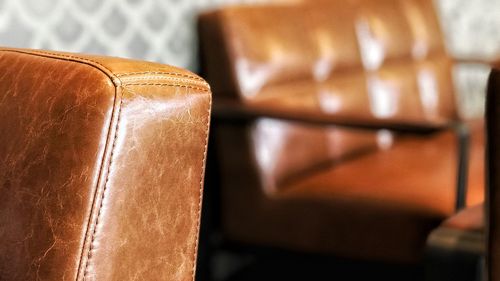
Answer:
[200, 0, 457, 124]
[0, 48, 211, 280]
[199, 0, 457, 191]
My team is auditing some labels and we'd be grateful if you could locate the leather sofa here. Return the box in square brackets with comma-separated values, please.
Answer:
[198, 0, 485, 263]
[0, 48, 211, 280]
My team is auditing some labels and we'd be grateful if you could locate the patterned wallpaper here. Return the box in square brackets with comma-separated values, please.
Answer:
[0, 0, 265, 70]
[436, 0, 500, 117]
[437, 0, 500, 60]
[0, 0, 498, 116]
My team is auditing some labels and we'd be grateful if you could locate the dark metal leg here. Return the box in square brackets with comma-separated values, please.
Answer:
[455, 122, 471, 211]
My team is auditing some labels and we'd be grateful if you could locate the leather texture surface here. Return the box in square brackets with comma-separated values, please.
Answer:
[0, 48, 211, 280]
[199, 0, 485, 262]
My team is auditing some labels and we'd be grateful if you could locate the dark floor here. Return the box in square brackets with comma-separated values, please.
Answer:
[196, 240, 486, 281]
[196, 246, 426, 281]
[198, 152, 481, 281]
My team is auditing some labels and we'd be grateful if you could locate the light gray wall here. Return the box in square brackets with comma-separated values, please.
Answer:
[435, 0, 500, 117]
[0, 0, 265, 70]
[437, 0, 500, 60]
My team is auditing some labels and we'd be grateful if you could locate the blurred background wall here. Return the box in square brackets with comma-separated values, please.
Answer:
[0, 0, 268, 70]
[0, 0, 498, 116]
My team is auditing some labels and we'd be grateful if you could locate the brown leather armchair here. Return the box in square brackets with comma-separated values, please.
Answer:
[0, 48, 211, 280]
[198, 0, 485, 264]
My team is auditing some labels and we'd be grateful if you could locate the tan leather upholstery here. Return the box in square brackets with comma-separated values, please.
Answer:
[199, 0, 484, 262]
[0, 48, 211, 280]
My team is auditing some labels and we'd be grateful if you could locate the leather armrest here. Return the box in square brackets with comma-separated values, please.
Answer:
[0, 48, 211, 280]
[213, 98, 470, 211]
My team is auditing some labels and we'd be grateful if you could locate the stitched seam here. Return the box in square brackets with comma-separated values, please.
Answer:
[119, 76, 200, 82]
[81, 88, 124, 280]
[74, 85, 118, 280]
[116, 71, 203, 81]
[119, 76, 210, 88]
[190, 91, 212, 281]
[0, 50, 214, 92]
[0, 49, 121, 86]
[122, 83, 209, 92]
[30, 50, 112, 75]
[0, 50, 211, 92]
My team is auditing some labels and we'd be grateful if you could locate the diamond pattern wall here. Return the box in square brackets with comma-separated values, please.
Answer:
[0, 0, 265, 70]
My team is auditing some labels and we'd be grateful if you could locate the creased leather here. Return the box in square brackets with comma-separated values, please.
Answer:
[0, 47, 211, 281]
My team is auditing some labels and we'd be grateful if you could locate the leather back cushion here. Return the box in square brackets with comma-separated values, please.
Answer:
[199, 0, 456, 189]
[200, 0, 457, 124]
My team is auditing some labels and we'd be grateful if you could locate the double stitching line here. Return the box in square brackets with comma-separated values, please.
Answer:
[123, 83, 209, 92]
[116, 71, 204, 81]
[190, 92, 212, 281]
[81, 87, 124, 280]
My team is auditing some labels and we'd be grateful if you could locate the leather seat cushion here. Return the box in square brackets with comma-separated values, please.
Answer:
[223, 120, 484, 262]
